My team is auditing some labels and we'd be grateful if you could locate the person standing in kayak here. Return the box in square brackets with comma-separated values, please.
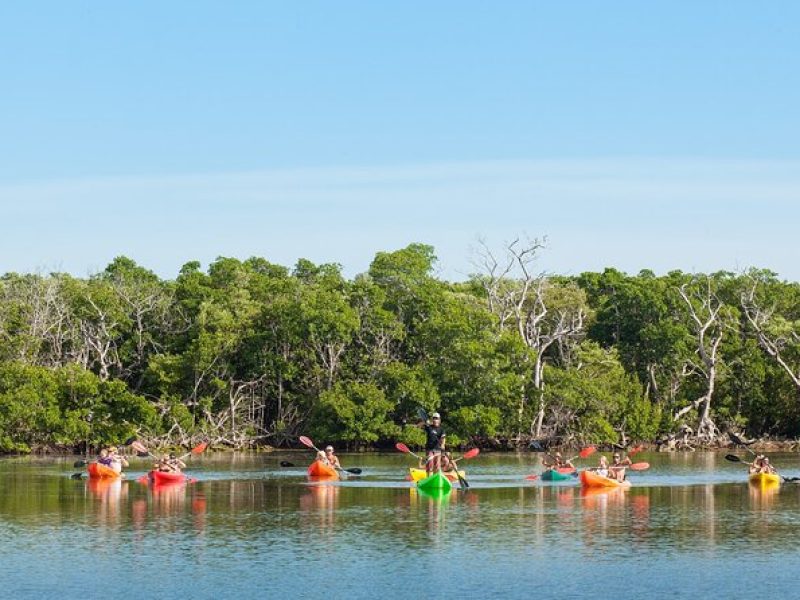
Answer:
[420, 412, 446, 474]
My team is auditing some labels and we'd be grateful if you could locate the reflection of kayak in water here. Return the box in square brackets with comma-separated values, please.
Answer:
[87, 477, 123, 497]
[579, 470, 631, 489]
[409, 468, 465, 482]
[87, 462, 121, 479]
[307, 460, 339, 479]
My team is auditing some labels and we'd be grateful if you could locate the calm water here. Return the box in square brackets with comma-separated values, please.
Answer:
[1, 451, 799, 599]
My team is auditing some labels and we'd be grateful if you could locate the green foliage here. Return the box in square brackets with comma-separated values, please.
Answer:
[313, 381, 400, 446]
[1, 250, 800, 452]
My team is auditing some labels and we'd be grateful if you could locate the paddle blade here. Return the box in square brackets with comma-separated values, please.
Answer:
[417, 407, 429, 422]
[725, 454, 744, 463]
[298, 436, 315, 449]
[395, 442, 411, 454]
[70, 472, 84, 480]
[280, 461, 295, 467]
[556, 467, 577, 474]
[73, 459, 87, 468]
[525, 474, 539, 480]
[462, 448, 480, 459]
[123, 436, 137, 446]
[130, 440, 149, 455]
[629, 462, 650, 471]
[579, 446, 596, 459]
[628, 445, 644, 456]
[191, 441, 209, 455]
[345, 468, 362, 475]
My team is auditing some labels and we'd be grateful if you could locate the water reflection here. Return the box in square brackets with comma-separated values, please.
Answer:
[300, 483, 340, 533]
[86, 478, 127, 525]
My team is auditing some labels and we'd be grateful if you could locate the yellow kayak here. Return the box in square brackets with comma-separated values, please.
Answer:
[749, 472, 781, 487]
[409, 468, 465, 482]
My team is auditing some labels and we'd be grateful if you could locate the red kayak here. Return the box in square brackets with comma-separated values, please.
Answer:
[87, 462, 121, 479]
[307, 460, 339, 479]
[148, 470, 186, 484]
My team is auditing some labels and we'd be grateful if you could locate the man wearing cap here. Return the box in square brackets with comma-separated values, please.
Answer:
[421, 412, 446, 474]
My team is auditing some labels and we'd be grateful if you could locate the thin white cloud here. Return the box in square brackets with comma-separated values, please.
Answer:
[1, 157, 799, 280]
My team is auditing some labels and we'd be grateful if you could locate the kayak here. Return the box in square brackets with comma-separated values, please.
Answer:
[417, 470, 452, 493]
[541, 468, 576, 482]
[307, 460, 339, 479]
[87, 462, 121, 479]
[749, 472, 781, 487]
[409, 467, 465, 482]
[148, 470, 186, 484]
[579, 470, 631, 489]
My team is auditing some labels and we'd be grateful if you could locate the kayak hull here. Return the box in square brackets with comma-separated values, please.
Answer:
[87, 462, 121, 479]
[148, 470, 186, 484]
[409, 467, 465, 482]
[541, 468, 576, 482]
[417, 470, 452, 493]
[579, 470, 631, 489]
[307, 460, 339, 479]
[749, 472, 781, 486]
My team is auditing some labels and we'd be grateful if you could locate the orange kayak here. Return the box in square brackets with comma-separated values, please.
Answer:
[87, 462, 121, 479]
[579, 470, 631, 489]
[148, 470, 186, 484]
[307, 460, 339, 479]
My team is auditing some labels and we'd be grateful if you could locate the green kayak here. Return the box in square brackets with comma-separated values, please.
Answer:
[541, 468, 576, 482]
[417, 470, 453, 493]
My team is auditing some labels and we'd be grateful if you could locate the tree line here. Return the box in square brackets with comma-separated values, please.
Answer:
[0, 242, 798, 453]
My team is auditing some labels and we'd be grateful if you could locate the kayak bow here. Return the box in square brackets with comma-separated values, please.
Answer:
[87, 462, 121, 479]
[579, 470, 631, 489]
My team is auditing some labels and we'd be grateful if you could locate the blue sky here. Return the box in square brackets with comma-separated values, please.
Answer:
[1, 2, 799, 279]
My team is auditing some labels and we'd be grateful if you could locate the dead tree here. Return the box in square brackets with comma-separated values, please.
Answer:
[673, 279, 725, 441]
[474, 237, 586, 438]
[741, 278, 800, 393]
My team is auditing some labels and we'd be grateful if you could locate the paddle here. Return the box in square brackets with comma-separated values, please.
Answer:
[448, 447, 479, 489]
[396, 442, 426, 463]
[280, 461, 295, 467]
[724, 454, 798, 482]
[298, 436, 362, 475]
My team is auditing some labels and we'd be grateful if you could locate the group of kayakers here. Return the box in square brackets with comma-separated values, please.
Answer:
[91, 447, 185, 478]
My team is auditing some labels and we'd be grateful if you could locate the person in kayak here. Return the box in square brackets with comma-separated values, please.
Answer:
[749, 455, 776, 475]
[97, 448, 113, 466]
[545, 451, 574, 470]
[324, 446, 341, 469]
[107, 446, 129, 474]
[595, 455, 610, 478]
[608, 452, 632, 482]
[419, 412, 446, 474]
[156, 453, 186, 473]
